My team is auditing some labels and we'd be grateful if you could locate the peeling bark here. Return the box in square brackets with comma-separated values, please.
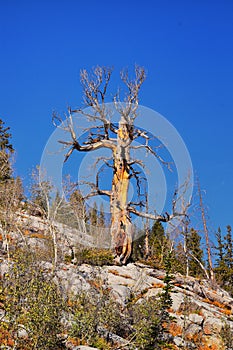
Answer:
[110, 119, 133, 264]
[57, 66, 189, 264]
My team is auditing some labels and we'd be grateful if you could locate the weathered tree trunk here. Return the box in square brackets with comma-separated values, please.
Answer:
[197, 179, 215, 282]
[58, 66, 189, 265]
[110, 120, 133, 264]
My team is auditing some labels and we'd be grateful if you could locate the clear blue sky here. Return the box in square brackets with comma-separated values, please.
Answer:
[0, 0, 233, 237]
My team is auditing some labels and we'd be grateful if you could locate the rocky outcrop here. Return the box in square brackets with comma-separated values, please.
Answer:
[35, 262, 233, 349]
[1, 256, 233, 349]
[1, 214, 233, 349]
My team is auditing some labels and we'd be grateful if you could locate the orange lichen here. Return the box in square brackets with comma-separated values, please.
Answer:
[151, 282, 164, 288]
[174, 283, 182, 287]
[108, 269, 119, 276]
[168, 322, 182, 336]
[212, 300, 225, 308]
[220, 308, 232, 316]
[88, 279, 102, 289]
[0, 327, 15, 347]
[202, 298, 212, 304]
[67, 337, 82, 346]
[29, 233, 47, 239]
[108, 269, 132, 279]
[198, 344, 219, 350]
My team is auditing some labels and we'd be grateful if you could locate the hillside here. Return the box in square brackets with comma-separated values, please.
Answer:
[1, 213, 233, 350]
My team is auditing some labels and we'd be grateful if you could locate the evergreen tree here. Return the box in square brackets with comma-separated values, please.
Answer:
[0, 118, 14, 181]
[131, 228, 145, 261]
[214, 226, 228, 287]
[69, 189, 87, 222]
[30, 179, 52, 217]
[224, 225, 233, 269]
[217, 225, 233, 296]
[215, 227, 225, 265]
[89, 202, 98, 227]
[0, 119, 13, 152]
[98, 202, 105, 227]
[149, 221, 168, 267]
[173, 241, 187, 275]
[187, 228, 205, 277]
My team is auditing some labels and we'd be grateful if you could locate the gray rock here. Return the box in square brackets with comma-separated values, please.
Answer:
[97, 326, 130, 348]
[184, 323, 202, 338]
[170, 292, 184, 312]
[17, 325, 28, 338]
[188, 313, 204, 325]
[55, 266, 90, 296]
[0, 308, 5, 320]
[0, 260, 10, 277]
[203, 317, 223, 334]
[110, 284, 131, 305]
[173, 336, 185, 347]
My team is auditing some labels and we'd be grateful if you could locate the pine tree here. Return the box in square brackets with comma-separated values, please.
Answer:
[98, 203, 105, 227]
[149, 221, 168, 267]
[173, 241, 187, 275]
[0, 118, 14, 181]
[69, 189, 88, 222]
[224, 225, 233, 269]
[89, 202, 98, 227]
[30, 179, 52, 217]
[215, 227, 225, 265]
[220, 225, 233, 296]
[214, 227, 228, 287]
[0, 119, 13, 152]
[187, 228, 205, 277]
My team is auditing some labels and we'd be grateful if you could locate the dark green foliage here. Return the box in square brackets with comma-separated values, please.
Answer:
[214, 227, 228, 286]
[148, 221, 169, 268]
[89, 201, 98, 226]
[220, 322, 233, 349]
[0, 119, 13, 152]
[215, 227, 225, 266]
[224, 225, 233, 269]
[69, 189, 88, 222]
[172, 241, 187, 275]
[132, 251, 174, 349]
[215, 225, 233, 296]
[131, 228, 146, 261]
[0, 118, 14, 181]
[159, 251, 173, 313]
[71, 291, 125, 349]
[130, 298, 164, 349]
[98, 202, 106, 227]
[187, 228, 205, 277]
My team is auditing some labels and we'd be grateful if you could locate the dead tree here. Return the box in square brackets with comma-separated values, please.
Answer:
[197, 179, 215, 281]
[57, 66, 189, 264]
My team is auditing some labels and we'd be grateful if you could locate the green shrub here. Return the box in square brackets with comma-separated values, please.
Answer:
[71, 293, 118, 348]
[1, 248, 65, 349]
[68, 247, 114, 266]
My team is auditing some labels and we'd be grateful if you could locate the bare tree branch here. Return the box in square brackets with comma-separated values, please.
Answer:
[131, 144, 172, 170]
[79, 180, 111, 199]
